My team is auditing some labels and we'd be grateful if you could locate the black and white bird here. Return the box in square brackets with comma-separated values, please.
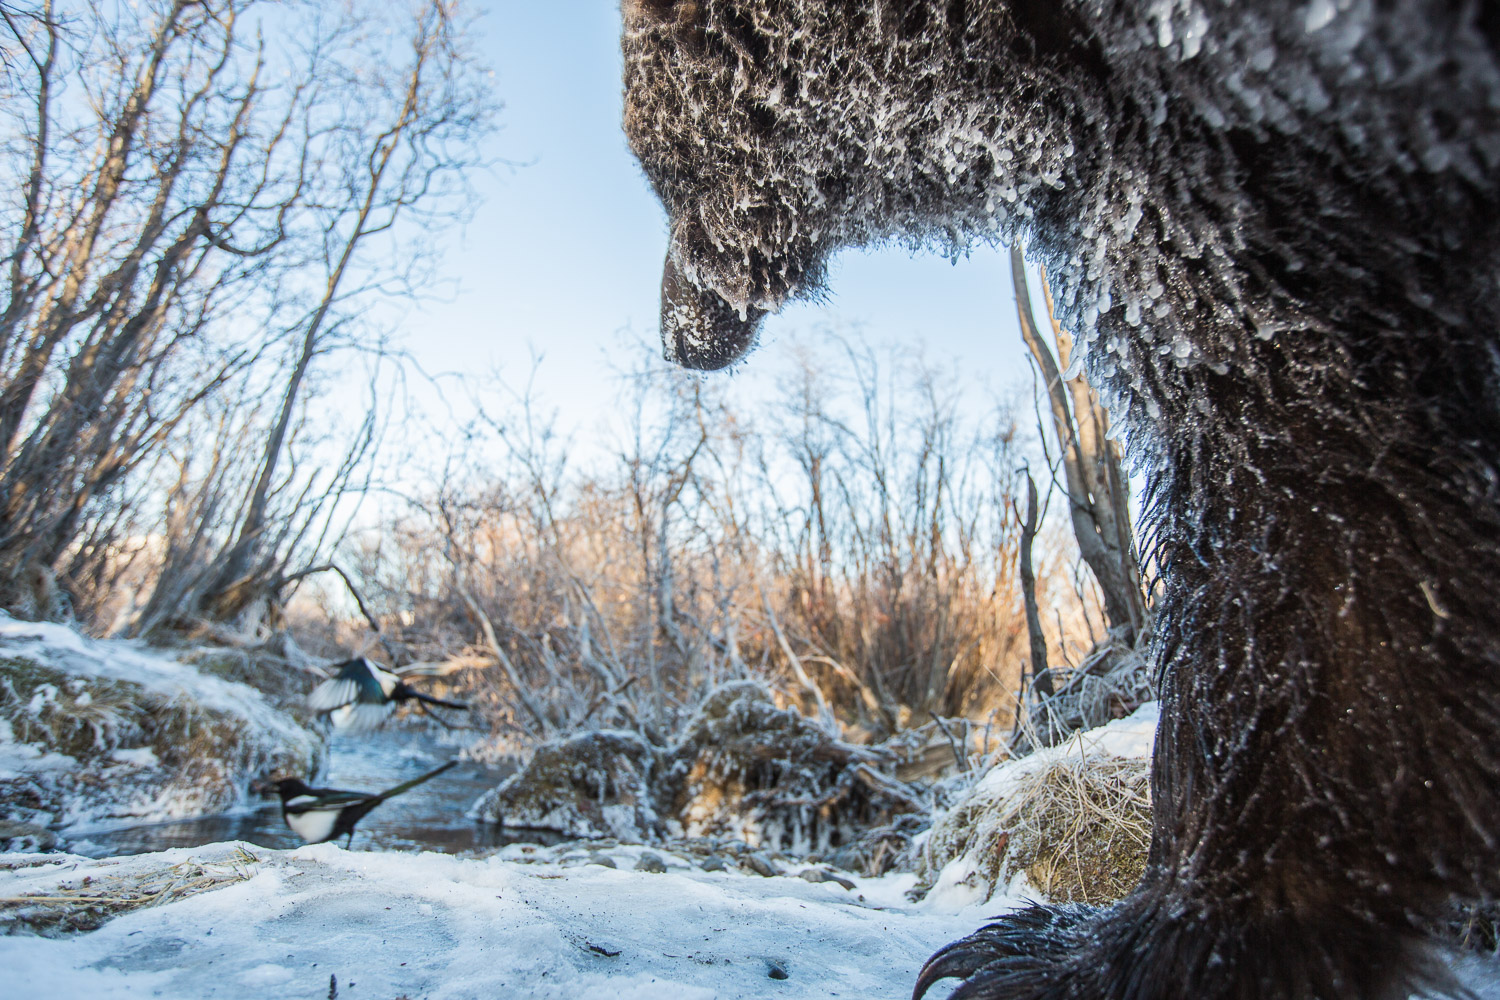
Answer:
[262, 759, 458, 847]
[307, 657, 469, 732]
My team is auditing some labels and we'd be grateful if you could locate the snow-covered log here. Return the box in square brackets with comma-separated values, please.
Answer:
[471, 730, 661, 841]
[474, 682, 926, 860]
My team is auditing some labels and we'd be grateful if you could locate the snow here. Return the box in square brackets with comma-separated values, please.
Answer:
[919, 851, 994, 915]
[3, 835, 1495, 999]
[963, 702, 1158, 809]
[0, 616, 298, 724]
[0, 717, 76, 781]
[107, 748, 159, 769]
[0, 841, 991, 999]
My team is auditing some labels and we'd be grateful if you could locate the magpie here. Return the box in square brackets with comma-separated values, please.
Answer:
[307, 656, 469, 732]
[262, 759, 458, 847]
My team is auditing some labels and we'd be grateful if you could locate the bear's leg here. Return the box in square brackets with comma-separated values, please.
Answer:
[918, 339, 1500, 1000]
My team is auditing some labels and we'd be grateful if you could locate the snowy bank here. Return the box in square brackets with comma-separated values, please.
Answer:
[0, 616, 322, 838]
[0, 840, 988, 999]
[3, 838, 1496, 1000]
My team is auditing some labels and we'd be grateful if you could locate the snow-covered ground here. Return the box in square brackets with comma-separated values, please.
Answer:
[2, 626, 1495, 1000]
[1, 840, 994, 999]
[3, 837, 1497, 1000]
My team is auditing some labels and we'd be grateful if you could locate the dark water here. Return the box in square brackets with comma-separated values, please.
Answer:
[69, 728, 546, 858]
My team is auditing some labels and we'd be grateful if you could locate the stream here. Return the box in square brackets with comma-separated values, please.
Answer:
[66, 727, 548, 858]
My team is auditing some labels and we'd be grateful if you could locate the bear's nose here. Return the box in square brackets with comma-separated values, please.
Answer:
[659, 254, 764, 371]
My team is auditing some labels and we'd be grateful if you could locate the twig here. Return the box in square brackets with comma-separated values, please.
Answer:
[279, 562, 399, 663]
[453, 577, 551, 736]
[927, 711, 970, 772]
[757, 587, 837, 734]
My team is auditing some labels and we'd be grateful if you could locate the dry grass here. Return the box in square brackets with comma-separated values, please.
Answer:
[0, 845, 260, 936]
[921, 729, 1152, 907]
[1003, 750, 1151, 905]
[0, 657, 145, 761]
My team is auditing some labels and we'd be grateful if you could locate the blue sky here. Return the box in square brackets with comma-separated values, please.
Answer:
[393, 2, 1031, 457]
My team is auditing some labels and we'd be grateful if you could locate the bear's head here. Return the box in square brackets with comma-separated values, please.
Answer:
[622, 1, 835, 369]
[623, 0, 1107, 370]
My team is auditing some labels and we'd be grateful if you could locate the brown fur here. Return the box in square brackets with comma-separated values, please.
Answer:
[621, 2, 1500, 997]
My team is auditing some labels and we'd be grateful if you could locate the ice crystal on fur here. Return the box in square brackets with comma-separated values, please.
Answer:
[623, 1, 1500, 997]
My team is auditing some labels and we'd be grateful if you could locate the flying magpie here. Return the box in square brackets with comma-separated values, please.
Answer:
[307, 656, 469, 732]
[262, 759, 459, 847]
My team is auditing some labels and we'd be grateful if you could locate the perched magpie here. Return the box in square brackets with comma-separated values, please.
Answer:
[307, 656, 469, 732]
[262, 759, 458, 847]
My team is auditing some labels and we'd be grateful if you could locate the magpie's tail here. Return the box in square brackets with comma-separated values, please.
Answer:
[392, 682, 469, 712]
[372, 759, 459, 804]
[411, 690, 469, 711]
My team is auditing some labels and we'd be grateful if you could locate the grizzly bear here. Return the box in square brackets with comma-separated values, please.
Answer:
[620, 2, 1500, 998]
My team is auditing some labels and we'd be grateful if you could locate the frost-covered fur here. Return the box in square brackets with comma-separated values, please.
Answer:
[622, 2, 1500, 998]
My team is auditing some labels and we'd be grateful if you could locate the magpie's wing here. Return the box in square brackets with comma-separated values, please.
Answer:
[308, 658, 393, 711]
[307, 658, 369, 710]
[328, 700, 395, 733]
[307, 675, 359, 711]
[282, 787, 375, 814]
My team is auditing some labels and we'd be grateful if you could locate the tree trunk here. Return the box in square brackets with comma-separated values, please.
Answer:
[1010, 246, 1144, 643]
[1017, 471, 1052, 698]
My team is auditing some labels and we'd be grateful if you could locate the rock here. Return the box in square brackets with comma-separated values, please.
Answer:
[796, 867, 855, 890]
[744, 851, 779, 877]
[0, 820, 56, 852]
[633, 852, 667, 873]
[699, 855, 728, 872]
[587, 853, 617, 869]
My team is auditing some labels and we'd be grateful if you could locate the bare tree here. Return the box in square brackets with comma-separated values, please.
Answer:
[1016, 470, 1051, 698]
[0, 0, 491, 630]
[191, 0, 492, 627]
[744, 334, 1036, 732]
[0, 0, 302, 615]
[333, 339, 1101, 751]
[1009, 246, 1145, 644]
